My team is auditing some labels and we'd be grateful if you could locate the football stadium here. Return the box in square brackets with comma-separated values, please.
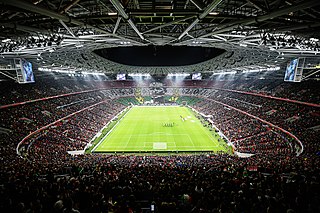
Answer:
[0, 0, 320, 212]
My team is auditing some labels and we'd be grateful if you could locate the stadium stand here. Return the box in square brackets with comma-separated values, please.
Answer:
[1, 0, 320, 212]
[0, 76, 319, 212]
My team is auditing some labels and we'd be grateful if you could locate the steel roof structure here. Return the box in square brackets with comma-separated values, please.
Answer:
[0, 0, 320, 75]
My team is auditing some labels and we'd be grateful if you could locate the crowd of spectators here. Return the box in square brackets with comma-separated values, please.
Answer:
[1, 152, 319, 213]
[170, 77, 320, 104]
[234, 131, 293, 155]
[0, 77, 319, 213]
[193, 99, 294, 155]
[181, 86, 319, 154]
[221, 78, 320, 104]
[206, 89, 319, 154]
[0, 76, 137, 106]
[2, 73, 319, 105]
[25, 101, 125, 161]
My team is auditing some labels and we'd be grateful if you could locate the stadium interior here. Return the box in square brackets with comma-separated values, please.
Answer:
[0, 0, 320, 212]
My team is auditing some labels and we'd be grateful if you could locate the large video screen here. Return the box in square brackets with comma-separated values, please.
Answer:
[284, 59, 298, 82]
[116, 73, 126, 80]
[192, 73, 202, 80]
[16, 58, 35, 83]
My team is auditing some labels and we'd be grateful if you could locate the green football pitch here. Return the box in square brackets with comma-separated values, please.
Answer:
[92, 106, 227, 153]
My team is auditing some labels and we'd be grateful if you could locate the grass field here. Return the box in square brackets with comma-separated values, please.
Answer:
[92, 106, 227, 153]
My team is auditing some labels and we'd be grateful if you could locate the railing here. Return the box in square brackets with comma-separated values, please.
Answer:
[16, 101, 108, 157]
[2, 85, 319, 110]
[204, 98, 304, 156]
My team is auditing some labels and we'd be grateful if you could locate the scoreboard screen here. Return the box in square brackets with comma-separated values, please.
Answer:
[284, 58, 304, 82]
[14, 58, 35, 84]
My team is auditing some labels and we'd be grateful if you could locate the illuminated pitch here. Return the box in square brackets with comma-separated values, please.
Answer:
[92, 106, 228, 153]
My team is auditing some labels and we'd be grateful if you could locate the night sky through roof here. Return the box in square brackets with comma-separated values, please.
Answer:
[95, 46, 225, 66]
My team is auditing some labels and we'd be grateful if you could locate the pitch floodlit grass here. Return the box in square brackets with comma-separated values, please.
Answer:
[93, 106, 227, 153]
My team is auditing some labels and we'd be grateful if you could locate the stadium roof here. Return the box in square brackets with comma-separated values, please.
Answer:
[0, 0, 320, 75]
